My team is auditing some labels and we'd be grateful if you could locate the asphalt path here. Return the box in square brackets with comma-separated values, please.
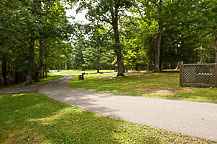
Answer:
[1, 74, 217, 142]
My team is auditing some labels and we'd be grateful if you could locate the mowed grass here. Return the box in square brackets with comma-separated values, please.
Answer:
[0, 93, 213, 143]
[0, 73, 63, 90]
[69, 72, 217, 104]
[58, 70, 117, 76]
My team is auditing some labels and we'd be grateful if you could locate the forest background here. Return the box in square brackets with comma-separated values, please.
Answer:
[0, 0, 216, 85]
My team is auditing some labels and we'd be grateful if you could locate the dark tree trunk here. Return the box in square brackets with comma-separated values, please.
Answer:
[67, 62, 70, 70]
[26, 39, 35, 84]
[34, 71, 40, 82]
[34, 40, 44, 82]
[115, 49, 125, 76]
[97, 53, 100, 73]
[135, 63, 139, 72]
[42, 67, 44, 78]
[2, 55, 7, 86]
[15, 66, 19, 84]
[0, 75, 2, 86]
[155, 22, 163, 72]
[44, 65, 48, 78]
[155, 0, 163, 72]
[97, 66, 100, 73]
[215, 40, 217, 63]
[112, 8, 125, 76]
[97, 68, 100, 73]
[39, 40, 44, 78]
[214, 29, 217, 63]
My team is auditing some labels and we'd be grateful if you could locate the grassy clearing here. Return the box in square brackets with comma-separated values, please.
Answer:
[58, 70, 117, 76]
[0, 93, 213, 143]
[0, 73, 63, 90]
[69, 72, 217, 104]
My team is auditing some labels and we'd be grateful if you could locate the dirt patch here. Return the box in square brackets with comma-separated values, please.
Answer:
[95, 72, 138, 79]
[124, 85, 166, 93]
[124, 85, 187, 95]
[154, 89, 175, 95]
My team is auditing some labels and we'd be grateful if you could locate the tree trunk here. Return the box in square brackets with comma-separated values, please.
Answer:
[154, 0, 163, 72]
[34, 71, 40, 82]
[97, 63, 100, 73]
[45, 65, 48, 78]
[135, 63, 139, 72]
[2, 55, 7, 86]
[97, 67, 100, 73]
[155, 24, 162, 72]
[67, 62, 70, 70]
[97, 53, 100, 73]
[41, 67, 44, 78]
[15, 66, 19, 84]
[34, 40, 44, 82]
[26, 39, 35, 84]
[214, 29, 217, 63]
[215, 40, 217, 63]
[0, 74, 2, 86]
[39, 40, 44, 78]
[112, 11, 125, 76]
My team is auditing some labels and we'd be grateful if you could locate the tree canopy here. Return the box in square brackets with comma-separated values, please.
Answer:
[0, 0, 216, 85]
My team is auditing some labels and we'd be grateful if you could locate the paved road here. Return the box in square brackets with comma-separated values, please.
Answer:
[39, 75, 217, 142]
[1, 75, 217, 141]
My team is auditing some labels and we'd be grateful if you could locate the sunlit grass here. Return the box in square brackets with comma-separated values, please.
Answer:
[58, 70, 117, 76]
[0, 73, 63, 90]
[0, 93, 213, 143]
[69, 72, 217, 104]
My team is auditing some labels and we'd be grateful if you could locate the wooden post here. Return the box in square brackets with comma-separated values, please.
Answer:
[215, 63, 217, 88]
[179, 61, 183, 87]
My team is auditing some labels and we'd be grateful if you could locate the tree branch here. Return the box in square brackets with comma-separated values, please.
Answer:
[102, 28, 113, 41]
[99, 17, 112, 25]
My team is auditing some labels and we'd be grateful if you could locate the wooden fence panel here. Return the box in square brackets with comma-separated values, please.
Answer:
[179, 61, 183, 86]
[215, 63, 217, 87]
[180, 63, 217, 87]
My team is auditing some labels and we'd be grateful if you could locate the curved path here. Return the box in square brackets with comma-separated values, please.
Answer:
[1, 75, 217, 141]
[39, 75, 217, 142]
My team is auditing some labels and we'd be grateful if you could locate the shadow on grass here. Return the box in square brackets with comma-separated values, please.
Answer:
[0, 93, 162, 144]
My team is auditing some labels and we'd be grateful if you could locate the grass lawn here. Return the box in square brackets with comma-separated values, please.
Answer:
[58, 70, 117, 76]
[0, 73, 63, 90]
[69, 72, 217, 104]
[0, 93, 213, 143]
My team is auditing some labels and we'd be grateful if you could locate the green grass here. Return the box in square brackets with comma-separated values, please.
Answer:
[0, 93, 213, 143]
[69, 72, 217, 104]
[0, 73, 63, 90]
[58, 70, 117, 76]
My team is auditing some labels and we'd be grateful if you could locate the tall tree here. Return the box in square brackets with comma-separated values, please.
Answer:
[78, 0, 133, 76]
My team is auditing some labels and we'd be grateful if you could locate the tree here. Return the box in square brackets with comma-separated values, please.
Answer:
[78, 0, 133, 76]
[0, 0, 72, 85]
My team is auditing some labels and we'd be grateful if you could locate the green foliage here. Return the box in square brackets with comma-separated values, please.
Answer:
[0, 0, 73, 85]
[1, 0, 216, 85]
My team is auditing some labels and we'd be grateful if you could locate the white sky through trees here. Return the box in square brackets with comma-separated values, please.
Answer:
[66, 3, 89, 24]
